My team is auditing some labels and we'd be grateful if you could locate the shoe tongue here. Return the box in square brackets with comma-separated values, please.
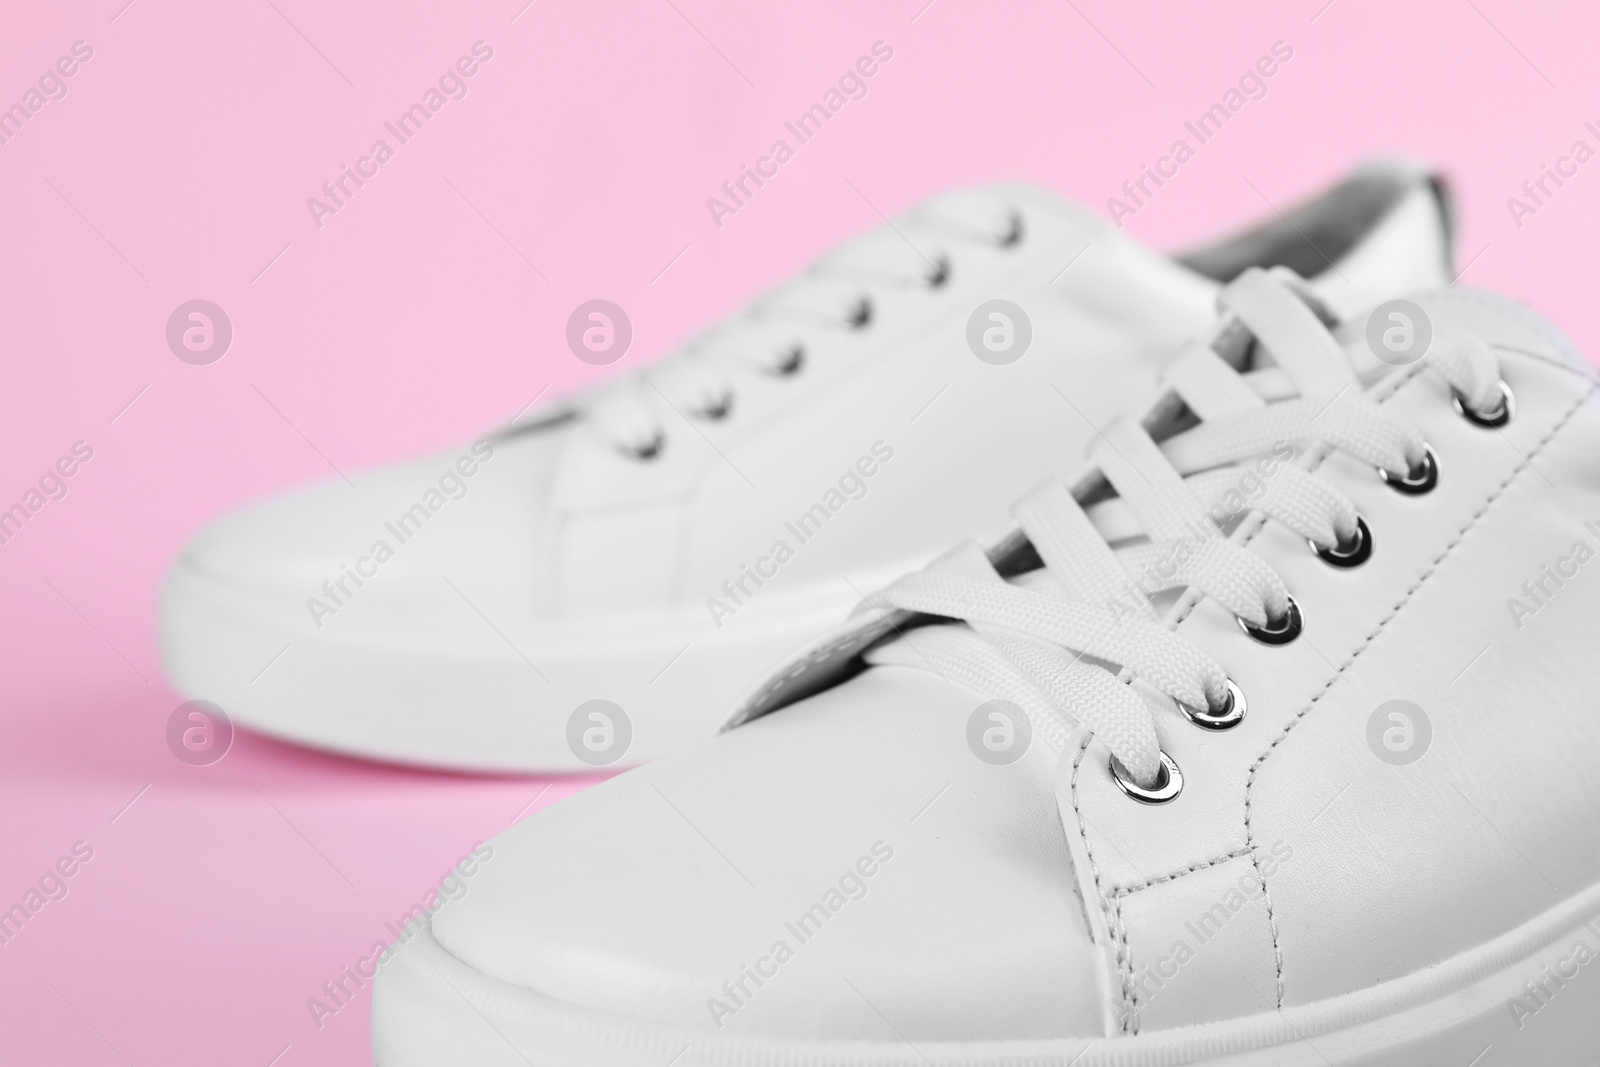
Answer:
[1303, 174, 1454, 319]
[1061, 165, 1458, 345]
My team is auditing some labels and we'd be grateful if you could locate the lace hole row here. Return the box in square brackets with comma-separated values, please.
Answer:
[1123, 383, 1511, 798]
[621, 211, 1035, 462]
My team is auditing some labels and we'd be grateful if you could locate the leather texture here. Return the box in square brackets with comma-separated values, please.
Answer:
[161, 170, 1455, 771]
[432, 665, 1107, 1040]
[413, 285, 1600, 1050]
[1063, 287, 1600, 1032]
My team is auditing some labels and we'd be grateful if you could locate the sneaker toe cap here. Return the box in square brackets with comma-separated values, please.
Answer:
[431, 665, 1109, 1042]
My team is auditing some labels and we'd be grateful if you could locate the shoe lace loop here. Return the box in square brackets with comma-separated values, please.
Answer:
[859, 269, 1503, 789]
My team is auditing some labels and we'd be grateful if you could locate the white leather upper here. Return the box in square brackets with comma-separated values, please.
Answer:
[174, 177, 1450, 644]
[1061, 288, 1600, 1031]
[433, 665, 1106, 1039]
[431, 285, 1600, 1043]
[160, 167, 1462, 774]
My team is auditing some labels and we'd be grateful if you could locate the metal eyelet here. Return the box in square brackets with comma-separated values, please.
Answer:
[923, 255, 951, 288]
[1378, 445, 1439, 495]
[770, 344, 805, 376]
[996, 212, 1024, 247]
[621, 433, 665, 460]
[1111, 751, 1183, 804]
[1182, 679, 1246, 731]
[695, 396, 733, 421]
[1452, 382, 1514, 428]
[845, 297, 873, 329]
[1239, 595, 1303, 646]
[1313, 516, 1372, 568]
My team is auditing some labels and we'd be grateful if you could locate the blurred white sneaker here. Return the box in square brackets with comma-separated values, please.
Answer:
[162, 164, 1452, 771]
[372, 269, 1600, 1065]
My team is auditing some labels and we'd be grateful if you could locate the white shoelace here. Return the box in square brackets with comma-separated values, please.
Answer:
[859, 268, 1503, 788]
[584, 190, 1027, 457]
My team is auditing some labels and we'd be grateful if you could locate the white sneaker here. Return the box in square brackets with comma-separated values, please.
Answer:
[371, 269, 1600, 1065]
[162, 164, 1450, 771]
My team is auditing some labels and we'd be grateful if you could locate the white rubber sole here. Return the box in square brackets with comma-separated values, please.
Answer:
[159, 553, 881, 771]
[371, 878, 1600, 1065]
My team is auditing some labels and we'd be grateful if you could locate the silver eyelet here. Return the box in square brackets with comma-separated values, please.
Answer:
[1111, 751, 1183, 804]
[621, 433, 665, 460]
[1378, 445, 1439, 495]
[1452, 382, 1514, 429]
[695, 395, 733, 421]
[1313, 516, 1372, 568]
[770, 344, 805, 376]
[845, 297, 873, 329]
[1182, 679, 1246, 730]
[1239, 595, 1303, 646]
[996, 212, 1024, 247]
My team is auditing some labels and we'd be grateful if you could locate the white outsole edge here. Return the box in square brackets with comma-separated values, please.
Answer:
[372, 876, 1600, 1066]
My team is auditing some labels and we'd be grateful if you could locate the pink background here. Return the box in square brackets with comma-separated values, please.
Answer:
[0, 0, 1594, 1062]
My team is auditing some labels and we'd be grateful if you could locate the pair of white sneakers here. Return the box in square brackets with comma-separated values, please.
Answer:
[162, 162, 1600, 1064]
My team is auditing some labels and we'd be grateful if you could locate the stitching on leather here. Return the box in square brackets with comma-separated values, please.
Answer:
[1130, 361, 1437, 907]
[733, 335, 1595, 729]
[1115, 892, 1137, 1035]
[1137, 348, 1557, 892]
[1133, 349, 1588, 890]
[1071, 351, 1596, 1014]
[1242, 378, 1600, 1008]
[1066, 735, 1135, 1035]
[1250, 844, 1288, 1008]
[1083, 353, 1595, 1005]
[1110, 847, 1254, 897]
[1075, 357, 1441, 1019]
[733, 320, 1595, 723]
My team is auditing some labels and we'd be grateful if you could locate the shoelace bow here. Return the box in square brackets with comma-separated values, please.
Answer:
[859, 269, 1504, 789]
[586, 190, 1026, 457]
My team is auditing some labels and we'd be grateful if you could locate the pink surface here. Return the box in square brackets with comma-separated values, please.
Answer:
[1, 0, 1595, 1062]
